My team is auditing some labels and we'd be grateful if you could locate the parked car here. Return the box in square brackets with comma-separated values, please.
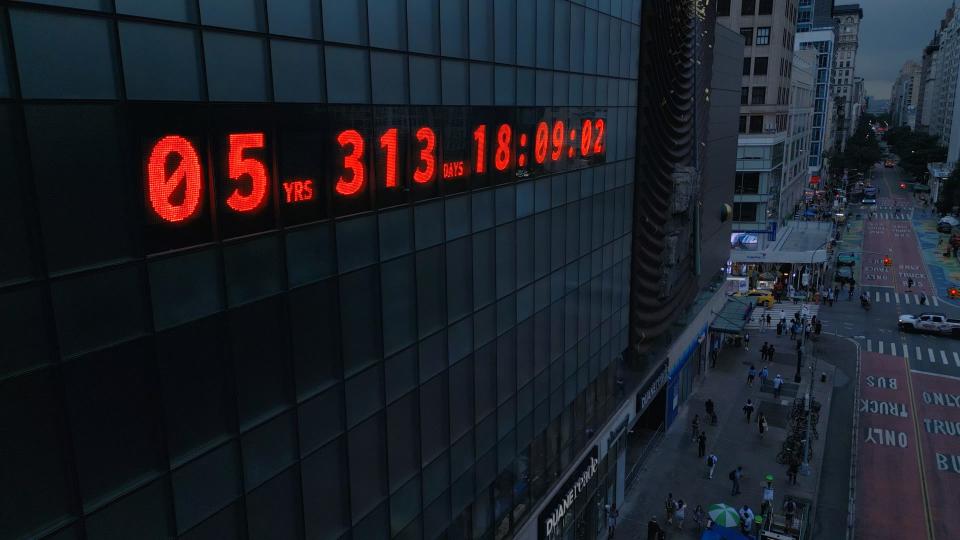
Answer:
[898, 313, 960, 336]
[735, 289, 776, 308]
[938, 216, 959, 233]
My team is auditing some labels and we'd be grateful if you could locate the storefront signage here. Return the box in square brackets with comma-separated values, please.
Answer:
[637, 363, 668, 415]
[539, 446, 600, 540]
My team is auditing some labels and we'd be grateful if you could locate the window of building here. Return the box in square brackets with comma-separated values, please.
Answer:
[743, 57, 751, 75]
[741, 87, 749, 105]
[735, 172, 761, 194]
[749, 115, 763, 132]
[741, 0, 756, 15]
[739, 115, 747, 133]
[717, 0, 731, 16]
[755, 27, 770, 45]
[758, 0, 773, 15]
[753, 57, 768, 75]
[740, 28, 753, 46]
[732, 202, 759, 222]
[751, 86, 765, 105]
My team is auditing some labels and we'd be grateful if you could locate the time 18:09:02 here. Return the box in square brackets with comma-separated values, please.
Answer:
[146, 116, 606, 225]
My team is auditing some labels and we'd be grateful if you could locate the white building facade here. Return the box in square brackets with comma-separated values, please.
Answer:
[781, 48, 816, 219]
[797, 29, 835, 176]
[831, 4, 863, 152]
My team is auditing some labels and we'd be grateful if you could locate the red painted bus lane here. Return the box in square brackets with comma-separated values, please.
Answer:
[856, 353, 927, 540]
[912, 372, 960, 540]
[861, 216, 933, 295]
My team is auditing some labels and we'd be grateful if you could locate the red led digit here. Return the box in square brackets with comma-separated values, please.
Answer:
[593, 119, 605, 155]
[534, 121, 548, 164]
[473, 124, 487, 174]
[147, 135, 203, 223]
[225, 132, 269, 213]
[494, 124, 511, 171]
[551, 120, 565, 161]
[379, 128, 399, 188]
[580, 119, 593, 156]
[413, 126, 436, 183]
[335, 129, 366, 196]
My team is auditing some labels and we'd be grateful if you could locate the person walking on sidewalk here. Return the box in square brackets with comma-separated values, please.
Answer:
[773, 374, 784, 399]
[765, 314, 772, 330]
[664, 493, 676, 525]
[705, 398, 718, 425]
[787, 460, 799, 485]
[743, 331, 750, 351]
[743, 399, 755, 422]
[760, 342, 769, 362]
[675, 499, 687, 530]
[697, 431, 707, 457]
[759, 365, 769, 387]
[691, 414, 701, 442]
[647, 517, 663, 540]
[757, 412, 768, 439]
[739, 506, 754, 534]
[747, 364, 757, 387]
[730, 466, 743, 495]
[606, 503, 618, 539]
[706, 453, 718, 479]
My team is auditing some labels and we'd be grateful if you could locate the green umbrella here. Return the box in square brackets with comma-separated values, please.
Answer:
[707, 503, 740, 527]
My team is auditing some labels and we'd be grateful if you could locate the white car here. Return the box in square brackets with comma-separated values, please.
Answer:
[898, 313, 960, 336]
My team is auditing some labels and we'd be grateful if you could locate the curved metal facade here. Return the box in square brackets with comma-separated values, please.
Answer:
[629, 0, 716, 360]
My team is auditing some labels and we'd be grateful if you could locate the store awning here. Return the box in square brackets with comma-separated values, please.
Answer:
[709, 296, 754, 335]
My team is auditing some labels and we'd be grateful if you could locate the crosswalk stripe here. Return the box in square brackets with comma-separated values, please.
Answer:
[895, 293, 900, 304]
[879, 341, 885, 354]
[904, 345, 909, 359]
[885, 292, 890, 303]
[867, 339, 872, 352]
[929, 348, 936, 363]
[917, 346, 922, 360]
[942, 350, 949, 365]
[933, 296, 940, 307]
[905, 294, 911, 305]
[954, 352, 959, 366]
[875, 292, 881, 302]
[915, 294, 922, 304]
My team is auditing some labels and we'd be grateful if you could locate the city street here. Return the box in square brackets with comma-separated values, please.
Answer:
[831, 162, 960, 540]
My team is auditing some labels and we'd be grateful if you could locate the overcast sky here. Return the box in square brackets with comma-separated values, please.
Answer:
[852, 0, 956, 99]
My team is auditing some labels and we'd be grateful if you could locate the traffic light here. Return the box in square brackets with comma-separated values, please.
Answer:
[900, 183, 907, 190]
[883, 256, 892, 266]
[950, 288, 960, 299]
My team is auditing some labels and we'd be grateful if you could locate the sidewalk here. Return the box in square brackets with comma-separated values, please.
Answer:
[615, 329, 837, 539]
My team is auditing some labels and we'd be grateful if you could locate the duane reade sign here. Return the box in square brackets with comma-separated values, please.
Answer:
[539, 447, 600, 539]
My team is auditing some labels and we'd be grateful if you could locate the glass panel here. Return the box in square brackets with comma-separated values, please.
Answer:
[301, 439, 350, 538]
[368, 0, 405, 49]
[223, 235, 282, 307]
[325, 46, 371, 103]
[407, 0, 440, 54]
[410, 55, 441, 105]
[199, 0, 265, 31]
[348, 414, 389, 521]
[149, 248, 222, 331]
[240, 410, 298, 490]
[203, 32, 270, 102]
[271, 40, 324, 103]
[371, 51, 409, 105]
[339, 266, 384, 376]
[322, 0, 368, 45]
[120, 22, 203, 101]
[267, 0, 321, 38]
[387, 391, 421, 489]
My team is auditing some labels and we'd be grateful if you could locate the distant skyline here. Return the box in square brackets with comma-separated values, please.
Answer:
[851, 0, 956, 99]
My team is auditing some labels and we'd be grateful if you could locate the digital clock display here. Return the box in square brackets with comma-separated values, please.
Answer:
[137, 105, 607, 253]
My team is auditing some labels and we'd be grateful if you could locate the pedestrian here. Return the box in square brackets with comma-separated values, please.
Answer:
[920, 292, 927, 305]
[815, 319, 822, 335]
[769, 344, 776, 361]
[739, 506, 754, 534]
[789, 323, 797, 341]
[908, 277, 914, 290]
[743, 331, 750, 351]
[804, 322, 811, 340]
[706, 453, 718, 479]
[647, 517, 662, 540]
[691, 414, 701, 442]
[760, 342, 769, 362]
[783, 499, 797, 532]
[606, 503, 619, 539]
[710, 348, 718, 367]
[787, 460, 799, 485]
[765, 314, 772, 329]
[743, 399, 755, 422]
[747, 364, 757, 386]
[675, 499, 687, 530]
[776, 320, 783, 335]
[730, 466, 743, 495]
[705, 398, 715, 419]
[761, 479, 775, 516]
[757, 411, 768, 439]
[774, 374, 784, 399]
[697, 431, 707, 457]
[693, 504, 706, 531]
[759, 365, 769, 386]
[665, 493, 676, 524]
[758, 314, 766, 333]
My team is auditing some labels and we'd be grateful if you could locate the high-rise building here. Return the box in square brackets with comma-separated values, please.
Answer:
[781, 49, 817, 218]
[1, 1, 739, 540]
[830, 4, 863, 152]
[797, 29, 836, 175]
[890, 60, 922, 129]
[917, 28, 944, 133]
[797, 0, 835, 32]
[717, 0, 800, 238]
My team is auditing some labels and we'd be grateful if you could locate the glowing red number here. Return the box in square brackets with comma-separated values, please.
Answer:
[494, 124, 511, 171]
[593, 119, 605, 155]
[379, 128, 399, 188]
[473, 125, 487, 174]
[147, 135, 203, 223]
[335, 129, 365, 196]
[413, 126, 436, 184]
[226, 133, 268, 213]
[580, 119, 593, 157]
[551, 120, 565, 161]
[534, 121, 548, 164]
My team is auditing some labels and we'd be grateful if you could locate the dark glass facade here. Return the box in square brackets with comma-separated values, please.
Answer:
[0, 1, 643, 539]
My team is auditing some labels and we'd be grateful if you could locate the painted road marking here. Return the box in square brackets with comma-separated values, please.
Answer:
[905, 294, 912, 305]
[904, 345, 910, 359]
[940, 350, 948, 365]
[953, 352, 959, 366]
[867, 339, 873, 352]
[933, 296, 940, 307]
[886, 292, 891, 303]
[896, 293, 901, 304]
[917, 346, 922, 360]
[929, 348, 936, 363]
[876, 292, 881, 302]
[879, 341, 885, 354]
